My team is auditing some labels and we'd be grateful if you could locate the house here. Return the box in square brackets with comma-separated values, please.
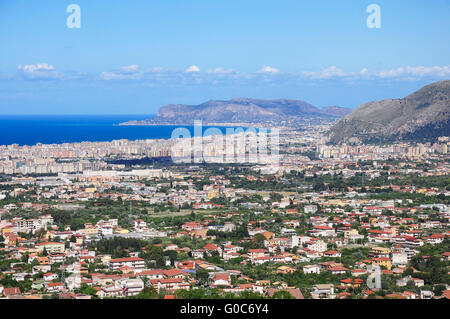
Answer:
[311, 284, 335, 299]
[35, 256, 50, 265]
[163, 268, 190, 279]
[190, 228, 208, 239]
[118, 266, 135, 274]
[33, 264, 51, 274]
[340, 278, 363, 288]
[283, 220, 300, 228]
[109, 257, 145, 271]
[236, 283, 264, 294]
[386, 293, 406, 299]
[36, 242, 65, 253]
[73, 293, 92, 299]
[210, 273, 231, 287]
[371, 257, 392, 270]
[420, 290, 435, 299]
[182, 221, 204, 231]
[12, 273, 31, 281]
[265, 287, 304, 299]
[272, 252, 295, 263]
[223, 251, 241, 260]
[31, 279, 45, 290]
[351, 269, 367, 277]
[195, 262, 217, 271]
[309, 225, 336, 237]
[441, 290, 450, 299]
[66, 273, 82, 291]
[323, 250, 342, 258]
[248, 249, 267, 259]
[79, 255, 96, 263]
[176, 260, 196, 271]
[204, 243, 222, 256]
[369, 247, 391, 258]
[45, 282, 64, 293]
[338, 292, 352, 299]
[276, 266, 296, 274]
[391, 252, 408, 266]
[100, 285, 123, 298]
[189, 249, 205, 259]
[154, 278, 190, 293]
[305, 239, 327, 252]
[252, 256, 272, 265]
[328, 267, 349, 275]
[260, 231, 275, 240]
[116, 278, 144, 297]
[2, 287, 21, 298]
[43, 272, 58, 281]
[402, 291, 419, 299]
[305, 250, 323, 259]
[303, 264, 321, 274]
[344, 229, 364, 241]
[396, 275, 424, 287]
[441, 252, 450, 261]
[422, 234, 445, 245]
[48, 252, 66, 264]
[132, 219, 147, 231]
[304, 205, 318, 214]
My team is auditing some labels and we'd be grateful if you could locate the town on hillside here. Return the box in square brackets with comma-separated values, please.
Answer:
[0, 125, 449, 300]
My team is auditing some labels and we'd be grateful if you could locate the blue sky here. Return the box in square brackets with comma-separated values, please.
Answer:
[0, 0, 449, 114]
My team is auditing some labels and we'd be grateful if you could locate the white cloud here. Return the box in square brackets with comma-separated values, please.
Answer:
[148, 67, 175, 73]
[300, 65, 450, 80]
[259, 65, 280, 74]
[19, 62, 449, 85]
[120, 64, 139, 74]
[100, 65, 142, 80]
[206, 67, 234, 74]
[185, 65, 200, 73]
[301, 66, 349, 79]
[376, 65, 450, 79]
[18, 63, 62, 80]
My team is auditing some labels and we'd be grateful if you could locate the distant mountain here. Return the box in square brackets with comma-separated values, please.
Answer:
[327, 80, 450, 144]
[121, 98, 352, 125]
[321, 106, 354, 118]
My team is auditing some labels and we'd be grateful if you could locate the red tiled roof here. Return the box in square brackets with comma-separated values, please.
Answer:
[109, 257, 144, 263]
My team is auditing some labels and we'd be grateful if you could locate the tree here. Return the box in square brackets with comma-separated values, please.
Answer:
[251, 233, 266, 249]
[433, 284, 446, 296]
[272, 290, 295, 299]
[163, 250, 178, 265]
[143, 244, 165, 268]
[130, 286, 158, 299]
[79, 283, 98, 297]
[50, 292, 60, 299]
[269, 192, 283, 203]
[239, 290, 266, 299]
[195, 269, 210, 284]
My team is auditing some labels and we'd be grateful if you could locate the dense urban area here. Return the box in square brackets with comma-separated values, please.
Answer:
[0, 122, 449, 300]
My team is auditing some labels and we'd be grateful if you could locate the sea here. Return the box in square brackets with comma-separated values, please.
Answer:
[0, 115, 243, 146]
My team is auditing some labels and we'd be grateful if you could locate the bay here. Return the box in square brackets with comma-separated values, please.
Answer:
[0, 115, 242, 146]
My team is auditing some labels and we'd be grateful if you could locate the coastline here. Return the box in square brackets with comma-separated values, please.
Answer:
[118, 121, 268, 128]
